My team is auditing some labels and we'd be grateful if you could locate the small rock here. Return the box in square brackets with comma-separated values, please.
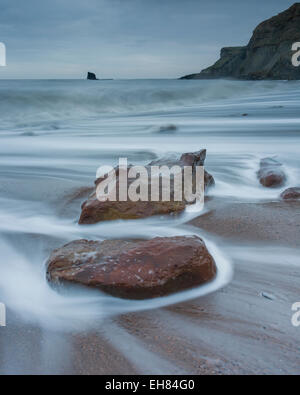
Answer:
[280, 187, 300, 201]
[261, 292, 276, 301]
[257, 158, 286, 188]
[156, 124, 177, 133]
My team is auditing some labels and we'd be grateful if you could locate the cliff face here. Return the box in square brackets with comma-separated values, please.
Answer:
[181, 3, 300, 80]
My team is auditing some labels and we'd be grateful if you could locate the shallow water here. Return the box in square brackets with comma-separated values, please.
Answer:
[0, 79, 300, 370]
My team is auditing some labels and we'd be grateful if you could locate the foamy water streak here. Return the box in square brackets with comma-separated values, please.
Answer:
[0, 208, 233, 330]
[0, 79, 300, 132]
[0, 79, 300, 332]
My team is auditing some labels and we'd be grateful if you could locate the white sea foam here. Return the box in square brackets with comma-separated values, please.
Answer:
[0, 79, 300, 331]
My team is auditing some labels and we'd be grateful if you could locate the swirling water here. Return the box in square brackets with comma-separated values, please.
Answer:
[0, 79, 300, 359]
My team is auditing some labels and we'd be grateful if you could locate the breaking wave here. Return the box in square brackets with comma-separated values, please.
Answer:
[1, 79, 300, 131]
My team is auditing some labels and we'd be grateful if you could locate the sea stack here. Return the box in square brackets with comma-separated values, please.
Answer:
[181, 3, 300, 80]
[87, 72, 98, 80]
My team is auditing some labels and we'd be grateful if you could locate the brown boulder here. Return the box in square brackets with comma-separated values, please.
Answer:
[257, 158, 286, 188]
[47, 236, 217, 300]
[280, 187, 300, 201]
[79, 199, 185, 224]
[79, 149, 214, 224]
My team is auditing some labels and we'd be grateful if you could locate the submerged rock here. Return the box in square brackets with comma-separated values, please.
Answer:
[47, 236, 217, 299]
[261, 292, 276, 301]
[281, 187, 300, 201]
[79, 149, 215, 224]
[181, 3, 300, 80]
[257, 158, 286, 188]
[87, 72, 98, 80]
[155, 124, 178, 134]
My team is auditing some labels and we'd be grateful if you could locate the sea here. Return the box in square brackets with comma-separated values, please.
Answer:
[0, 78, 300, 330]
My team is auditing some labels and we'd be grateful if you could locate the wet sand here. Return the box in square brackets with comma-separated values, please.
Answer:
[191, 198, 300, 247]
[1, 198, 300, 375]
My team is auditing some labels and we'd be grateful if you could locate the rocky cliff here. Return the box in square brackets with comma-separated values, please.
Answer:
[181, 3, 300, 80]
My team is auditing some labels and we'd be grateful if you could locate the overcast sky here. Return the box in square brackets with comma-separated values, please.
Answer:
[0, 0, 295, 79]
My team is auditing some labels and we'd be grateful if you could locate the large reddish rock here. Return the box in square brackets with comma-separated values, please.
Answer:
[257, 158, 286, 188]
[280, 187, 300, 201]
[79, 149, 214, 224]
[47, 236, 217, 300]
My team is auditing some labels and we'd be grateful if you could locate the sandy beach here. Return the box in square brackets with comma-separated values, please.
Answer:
[1, 1, 300, 377]
[1, 197, 300, 375]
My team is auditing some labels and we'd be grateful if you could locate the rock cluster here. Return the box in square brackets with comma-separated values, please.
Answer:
[47, 149, 217, 299]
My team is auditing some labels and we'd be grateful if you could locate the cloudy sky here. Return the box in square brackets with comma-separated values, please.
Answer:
[0, 0, 295, 79]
